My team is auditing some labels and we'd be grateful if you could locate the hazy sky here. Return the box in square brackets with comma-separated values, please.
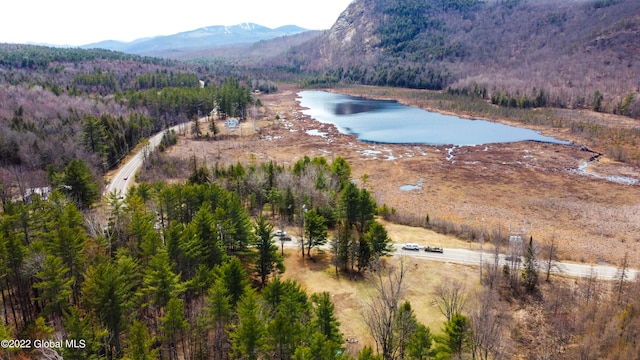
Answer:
[1, 0, 354, 46]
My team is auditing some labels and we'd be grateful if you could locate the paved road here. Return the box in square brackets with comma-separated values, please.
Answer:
[276, 236, 638, 281]
[106, 123, 186, 197]
[393, 244, 638, 281]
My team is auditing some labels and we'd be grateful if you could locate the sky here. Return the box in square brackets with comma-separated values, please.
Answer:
[1, 0, 354, 46]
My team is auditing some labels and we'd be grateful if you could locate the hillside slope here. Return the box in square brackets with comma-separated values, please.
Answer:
[281, 0, 640, 112]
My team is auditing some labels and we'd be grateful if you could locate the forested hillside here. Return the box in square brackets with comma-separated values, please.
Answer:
[274, 0, 640, 118]
[0, 45, 256, 206]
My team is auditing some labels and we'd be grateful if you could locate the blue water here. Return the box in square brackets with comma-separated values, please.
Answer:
[297, 91, 571, 146]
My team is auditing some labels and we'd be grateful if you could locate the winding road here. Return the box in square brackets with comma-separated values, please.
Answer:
[106, 123, 186, 197]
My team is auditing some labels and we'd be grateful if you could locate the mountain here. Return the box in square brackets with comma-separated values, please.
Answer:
[280, 0, 640, 111]
[82, 23, 308, 56]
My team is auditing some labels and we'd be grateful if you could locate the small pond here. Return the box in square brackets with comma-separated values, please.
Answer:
[297, 91, 571, 146]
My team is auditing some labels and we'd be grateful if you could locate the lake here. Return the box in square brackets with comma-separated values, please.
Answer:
[297, 91, 571, 146]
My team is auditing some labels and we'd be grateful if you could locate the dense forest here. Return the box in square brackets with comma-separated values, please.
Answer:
[0, 45, 256, 205]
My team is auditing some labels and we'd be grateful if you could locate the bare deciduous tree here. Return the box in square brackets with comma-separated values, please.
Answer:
[363, 258, 407, 360]
[483, 235, 502, 289]
[543, 235, 558, 282]
[616, 252, 630, 304]
[469, 289, 505, 360]
[433, 278, 467, 322]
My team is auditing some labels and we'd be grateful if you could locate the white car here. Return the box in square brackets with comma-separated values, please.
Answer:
[402, 243, 421, 251]
[273, 230, 286, 237]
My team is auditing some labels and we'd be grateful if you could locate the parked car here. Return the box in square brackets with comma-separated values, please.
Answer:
[402, 243, 421, 251]
[424, 246, 444, 253]
[273, 230, 286, 237]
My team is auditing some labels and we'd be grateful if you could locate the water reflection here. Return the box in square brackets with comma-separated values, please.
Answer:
[332, 99, 393, 115]
[298, 91, 571, 146]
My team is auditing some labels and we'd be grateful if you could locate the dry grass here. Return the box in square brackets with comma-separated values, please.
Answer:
[163, 84, 640, 269]
[279, 246, 482, 355]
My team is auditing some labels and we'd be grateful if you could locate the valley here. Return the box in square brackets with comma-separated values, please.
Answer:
[159, 84, 640, 269]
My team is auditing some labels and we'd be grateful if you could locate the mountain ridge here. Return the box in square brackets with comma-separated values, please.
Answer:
[81, 23, 309, 55]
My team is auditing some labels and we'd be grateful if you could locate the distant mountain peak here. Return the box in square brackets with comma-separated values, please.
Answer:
[81, 23, 309, 55]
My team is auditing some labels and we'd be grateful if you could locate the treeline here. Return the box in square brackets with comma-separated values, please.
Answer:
[0, 44, 170, 71]
[301, 65, 451, 90]
[448, 83, 640, 119]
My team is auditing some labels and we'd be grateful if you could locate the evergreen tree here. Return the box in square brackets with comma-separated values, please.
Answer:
[161, 297, 189, 360]
[208, 277, 232, 359]
[591, 90, 604, 112]
[365, 221, 394, 258]
[82, 115, 109, 167]
[62, 306, 106, 360]
[311, 292, 342, 344]
[330, 156, 352, 190]
[358, 237, 373, 273]
[33, 255, 73, 317]
[406, 324, 433, 360]
[44, 197, 87, 305]
[357, 188, 377, 234]
[263, 279, 311, 359]
[304, 209, 328, 257]
[230, 290, 266, 360]
[218, 257, 250, 308]
[435, 313, 471, 360]
[186, 203, 226, 270]
[141, 250, 182, 310]
[191, 116, 202, 137]
[254, 216, 284, 287]
[83, 255, 139, 358]
[56, 159, 100, 209]
[123, 320, 158, 360]
[394, 302, 419, 360]
[522, 236, 539, 293]
[340, 182, 361, 230]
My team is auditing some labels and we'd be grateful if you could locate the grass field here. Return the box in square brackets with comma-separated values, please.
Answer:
[280, 221, 483, 355]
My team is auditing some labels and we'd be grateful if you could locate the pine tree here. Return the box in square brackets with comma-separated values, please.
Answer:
[311, 292, 343, 345]
[406, 324, 433, 360]
[304, 209, 328, 257]
[142, 250, 181, 310]
[208, 278, 232, 359]
[33, 255, 73, 317]
[218, 257, 250, 308]
[365, 221, 394, 258]
[254, 216, 284, 287]
[62, 306, 105, 360]
[394, 302, 418, 360]
[83, 255, 139, 358]
[522, 236, 539, 293]
[436, 313, 471, 360]
[230, 289, 266, 360]
[56, 159, 100, 209]
[186, 203, 226, 270]
[124, 320, 159, 360]
[161, 297, 189, 360]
